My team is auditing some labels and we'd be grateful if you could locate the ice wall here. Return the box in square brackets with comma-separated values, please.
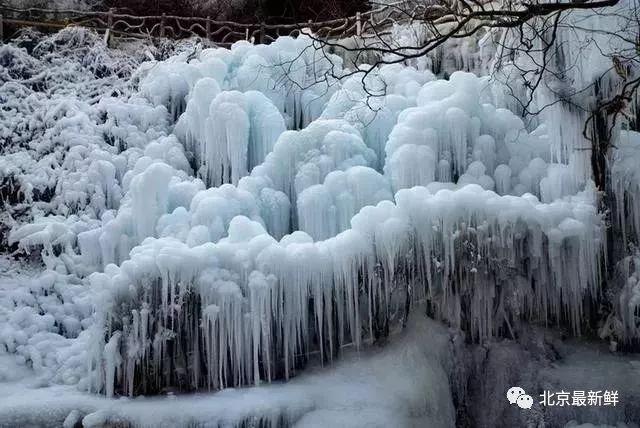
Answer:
[89, 182, 602, 396]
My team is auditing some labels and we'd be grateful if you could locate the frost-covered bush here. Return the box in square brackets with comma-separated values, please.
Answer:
[4, 94, 172, 259]
[0, 267, 94, 387]
[0, 29, 155, 258]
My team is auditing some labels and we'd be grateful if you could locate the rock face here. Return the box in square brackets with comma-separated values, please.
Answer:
[458, 326, 640, 428]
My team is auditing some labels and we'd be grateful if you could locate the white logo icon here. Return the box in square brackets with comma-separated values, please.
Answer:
[517, 394, 533, 409]
[507, 386, 533, 409]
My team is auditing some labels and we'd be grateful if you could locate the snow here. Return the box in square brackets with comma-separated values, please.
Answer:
[0, 257, 94, 390]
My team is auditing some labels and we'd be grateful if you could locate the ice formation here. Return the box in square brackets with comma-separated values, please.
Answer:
[320, 64, 434, 169]
[297, 166, 393, 240]
[138, 36, 341, 130]
[248, 119, 377, 228]
[601, 251, 640, 346]
[85, 180, 603, 396]
[81, 53, 607, 395]
[484, 0, 639, 200]
[175, 85, 286, 186]
[383, 71, 582, 201]
[608, 131, 640, 344]
[611, 131, 640, 245]
[1, 16, 633, 417]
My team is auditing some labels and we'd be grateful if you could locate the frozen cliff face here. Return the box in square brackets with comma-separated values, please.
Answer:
[0, 24, 624, 409]
[611, 131, 640, 246]
[86, 181, 603, 396]
[458, 324, 640, 428]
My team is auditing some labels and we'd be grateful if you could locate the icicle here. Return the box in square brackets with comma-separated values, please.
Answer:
[103, 332, 122, 398]
[249, 271, 274, 385]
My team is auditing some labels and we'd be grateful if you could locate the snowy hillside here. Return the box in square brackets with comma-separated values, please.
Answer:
[0, 2, 639, 426]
